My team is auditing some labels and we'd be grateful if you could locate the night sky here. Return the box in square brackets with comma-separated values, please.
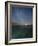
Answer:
[11, 6, 32, 25]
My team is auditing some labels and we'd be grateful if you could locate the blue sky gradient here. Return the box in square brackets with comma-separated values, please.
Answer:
[11, 7, 32, 25]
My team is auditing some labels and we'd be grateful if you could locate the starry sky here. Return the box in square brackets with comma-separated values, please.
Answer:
[11, 6, 32, 25]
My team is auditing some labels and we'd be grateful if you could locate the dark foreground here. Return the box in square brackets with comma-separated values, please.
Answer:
[11, 25, 33, 39]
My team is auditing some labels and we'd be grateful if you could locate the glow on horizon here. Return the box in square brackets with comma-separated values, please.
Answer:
[25, 24, 28, 25]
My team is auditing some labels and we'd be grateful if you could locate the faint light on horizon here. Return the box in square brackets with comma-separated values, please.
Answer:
[25, 24, 28, 25]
